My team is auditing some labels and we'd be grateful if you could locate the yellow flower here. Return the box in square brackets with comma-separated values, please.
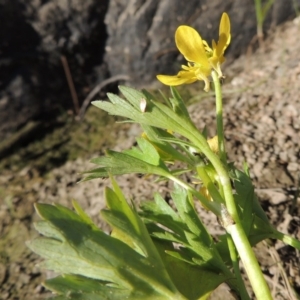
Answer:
[157, 13, 231, 92]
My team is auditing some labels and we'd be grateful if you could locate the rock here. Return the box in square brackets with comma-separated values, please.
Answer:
[104, 0, 295, 86]
[257, 189, 287, 205]
[0, 0, 109, 141]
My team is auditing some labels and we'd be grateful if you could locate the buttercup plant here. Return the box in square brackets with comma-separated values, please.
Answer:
[29, 13, 300, 300]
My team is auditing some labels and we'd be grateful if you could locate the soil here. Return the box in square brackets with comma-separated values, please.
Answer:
[1, 16, 300, 300]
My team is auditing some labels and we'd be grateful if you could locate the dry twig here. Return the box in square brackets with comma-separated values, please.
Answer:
[61, 55, 80, 115]
[78, 75, 130, 120]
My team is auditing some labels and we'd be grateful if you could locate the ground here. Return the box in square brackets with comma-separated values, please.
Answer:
[1, 16, 300, 300]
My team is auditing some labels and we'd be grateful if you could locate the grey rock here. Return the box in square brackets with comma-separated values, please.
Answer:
[104, 0, 295, 86]
[0, 0, 109, 141]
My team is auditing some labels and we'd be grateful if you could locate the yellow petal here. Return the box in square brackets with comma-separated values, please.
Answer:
[209, 13, 231, 76]
[175, 26, 210, 69]
[202, 40, 212, 55]
[194, 68, 211, 92]
[217, 13, 231, 56]
[157, 71, 197, 86]
[219, 13, 231, 43]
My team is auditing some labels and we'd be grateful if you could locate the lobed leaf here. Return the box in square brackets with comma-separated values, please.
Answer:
[83, 147, 171, 181]
[28, 186, 186, 299]
[141, 185, 232, 276]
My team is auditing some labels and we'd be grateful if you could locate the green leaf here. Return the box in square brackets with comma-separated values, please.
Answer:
[171, 186, 230, 272]
[141, 125, 194, 164]
[102, 176, 167, 259]
[34, 220, 64, 240]
[92, 86, 205, 148]
[141, 193, 187, 238]
[142, 89, 172, 109]
[29, 204, 188, 299]
[154, 240, 229, 300]
[148, 100, 199, 139]
[234, 169, 269, 224]
[274, 231, 300, 250]
[83, 146, 171, 181]
[169, 86, 192, 122]
[141, 185, 232, 276]
[233, 169, 279, 245]
[28, 189, 187, 299]
[72, 199, 99, 230]
[44, 275, 130, 300]
[119, 85, 145, 110]
[124, 137, 163, 166]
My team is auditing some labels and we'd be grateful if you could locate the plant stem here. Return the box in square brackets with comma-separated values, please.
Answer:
[187, 72, 272, 299]
[212, 71, 227, 165]
[203, 72, 240, 222]
[254, 0, 264, 40]
[213, 72, 271, 299]
[151, 75, 272, 299]
[226, 234, 251, 300]
[226, 223, 272, 300]
[171, 123, 272, 299]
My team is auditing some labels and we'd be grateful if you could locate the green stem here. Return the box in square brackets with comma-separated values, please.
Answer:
[226, 234, 251, 300]
[254, 0, 275, 42]
[185, 72, 272, 299]
[213, 72, 271, 299]
[254, 0, 263, 38]
[170, 124, 272, 299]
[212, 71, 227, 165]
[154, 74, 272, 299]
[203, 73, 240, 223]
[226, 223, 272, 300]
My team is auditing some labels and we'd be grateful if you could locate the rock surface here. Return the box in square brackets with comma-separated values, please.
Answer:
[0, 0, 109, 142]
[104, 0, 295, 85]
